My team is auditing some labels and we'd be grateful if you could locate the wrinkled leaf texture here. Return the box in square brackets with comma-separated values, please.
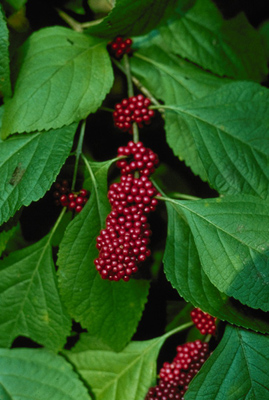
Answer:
[1, 27, 113, 138]
[135, 0, 268, 81]
[0, 235, 71, 351]
[86, 0, 193, 38]
[0, 123, 77, 225]
[163, 82, 269, 198]
[185, 325, 269, 399]
[0, 348, 91, 399]
[164, 201, 269, 333]
[163, 196, 269, 312]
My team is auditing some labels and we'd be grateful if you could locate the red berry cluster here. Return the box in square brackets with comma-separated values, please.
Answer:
[108, 36, 133, 58]
[191, 308, 217, 335]
[53, 180, 89, 213]
[145, 340, 210, 400]
[94, 141, 160, 282]
[113, 94, 155, 133]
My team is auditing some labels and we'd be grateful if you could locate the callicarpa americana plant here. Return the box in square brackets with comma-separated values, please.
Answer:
[0, 0, 269, 399]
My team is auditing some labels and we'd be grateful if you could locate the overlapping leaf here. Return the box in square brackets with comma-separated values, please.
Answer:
[0, 224, 17, 257]
[1, 27, 113, 138]
[163, 81, 269, 198]
[0, 235, 71, 351]
[185, 325, 269, 399]
[0, 123, 77, 225]
[164, 201, 269, 333]
[0, 5, 11, 97]
[57, 158, 150, 351]
[130, 46, 231, 180]
[0, 348, 91, 400]
[64, 335, 168, 400]
[86, 0, 193, 38]
[135, 0, 268, 81]
[163, 196, 269, 312]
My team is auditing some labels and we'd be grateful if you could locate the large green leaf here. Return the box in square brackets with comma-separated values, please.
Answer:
[163, 196, 269, 312]
[0, 5, 11, 97]
[64, 334, 169, 400]
[0, 348, 91, 400]
[0, 123, 77, 225]
[164, 201, 269, 333]
[86, 0, 193, 38]
[135, 0, 268, 81]
[130, 46, 231, 181]
[0, 234, 71, 351]
[185, 325, 269, 399]
[163, 81, 269, 198]
[58, 158, 150, 351]
[1, 27, 113, 138]
[131, 47, 230, 105]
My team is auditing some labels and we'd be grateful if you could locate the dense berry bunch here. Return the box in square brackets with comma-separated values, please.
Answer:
[108, 36, 133, 58]
[94, 141, 160, 282]
[146, 382, 181, 400]
[113, 94, 155, 133]
[191, 308, 217, 335]
[53, 181, 89, 213]
[145, 340, 210, 400]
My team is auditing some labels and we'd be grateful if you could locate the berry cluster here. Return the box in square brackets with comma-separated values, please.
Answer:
[108, 36, 133, 58]
[113, 94, 155, 133]
[94, 141, 160, 282]
[145, 340, 210, 400]
[53, 180, 89, 213]
[191, 308, 217, 336]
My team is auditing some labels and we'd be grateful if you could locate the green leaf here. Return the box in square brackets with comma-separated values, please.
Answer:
[164, 196, 269, 312]
[0, 348, 91, 400]
[164, 81, 269, 198]
[64, 334, 168, 400]
[164, 201, 269, 333]
[136, 0, 268, 81]
[0, 5, 11, 97]
[130, 46, 231, 181]
[1, 27, 114, 138]
[0, 225, 17, 257]
[58, 158, 150, 351]
[0, 123, 77, 225]
[131, 46, 230, 104]
[259, 21, 269, 60]
[86, 0, 193, 38]
[185, 325, 269, 399]
[0, 234, 71, 351]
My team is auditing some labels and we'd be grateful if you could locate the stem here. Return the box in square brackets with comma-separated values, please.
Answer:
[170, 192, 201, 201]
[56, 8, 83, 32]
[100, 106, 115, 113]
[123, 54, 139, 143]
[71, 119, 86, 191]
[123, 54, 134, 98]
[113, 58, 164, 115]
[48, 207, 66, 245]
[204, 334, 212, 343]
[163, 321, 194, 340]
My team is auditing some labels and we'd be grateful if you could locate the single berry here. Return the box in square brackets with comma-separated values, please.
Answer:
[191, 308, 217, 335]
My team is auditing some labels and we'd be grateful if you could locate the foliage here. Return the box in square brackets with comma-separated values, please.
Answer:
[0, 0, 269, 399]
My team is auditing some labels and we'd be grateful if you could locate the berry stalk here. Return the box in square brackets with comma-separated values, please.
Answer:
[71, 119, 86, 192]
[123, 53, 140, 143]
